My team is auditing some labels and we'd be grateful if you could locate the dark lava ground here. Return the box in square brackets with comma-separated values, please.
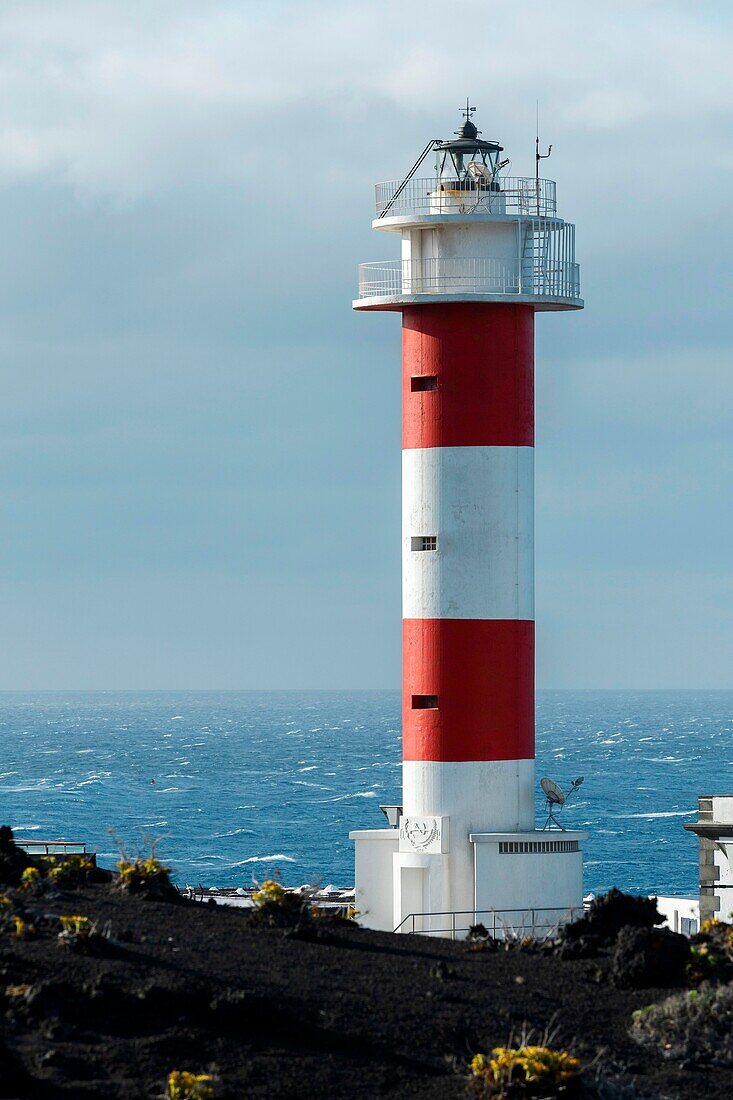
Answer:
[0, 884, 730, 1099]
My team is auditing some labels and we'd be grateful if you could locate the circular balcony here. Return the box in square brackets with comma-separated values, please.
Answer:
[354, 257, 582, 312]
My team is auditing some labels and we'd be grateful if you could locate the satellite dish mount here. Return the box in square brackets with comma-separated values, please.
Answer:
[540, 775, 584, 831]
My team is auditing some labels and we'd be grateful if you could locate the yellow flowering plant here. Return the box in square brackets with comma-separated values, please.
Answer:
[117, 856, 171, 891]
[19, 866, 41, 890]
[251, 879, 286, 907]
[48, 854, 95, 886]
[13, 915, 36, 940]
[5, 983, 32, 999]
[471, 1044, 582, 1096]
[58, 915, 92, 936]
[166, 1070, 216, 1099]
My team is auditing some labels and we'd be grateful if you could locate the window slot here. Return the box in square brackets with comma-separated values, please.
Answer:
[411, 375, 438, 392]
[412, 694, 439, 710]
[411, 536, 437, 552]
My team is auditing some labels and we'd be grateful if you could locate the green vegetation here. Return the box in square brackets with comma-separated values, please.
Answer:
[631, 983, 733, 1065]
[46, 854, 95, 887]
[117, 856, 172, 893]
[687, 918, 733, 985]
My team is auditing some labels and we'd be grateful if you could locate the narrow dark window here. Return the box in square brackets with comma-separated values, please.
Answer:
[411, 535, 437, 552]
[411, 375, 437, 392]
[412, 694, 439, 710]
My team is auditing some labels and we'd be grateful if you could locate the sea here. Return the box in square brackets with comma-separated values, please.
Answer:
[0, 690, 730, 899]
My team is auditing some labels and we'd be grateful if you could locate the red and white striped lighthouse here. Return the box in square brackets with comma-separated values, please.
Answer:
[351, 109, 587, 935]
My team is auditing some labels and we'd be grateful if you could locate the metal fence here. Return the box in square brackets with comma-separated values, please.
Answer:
[358, 256, 580, 301]
[393, 905, 584, 941]
[16, 839, 91, 857]
[375, 176, 557, 219]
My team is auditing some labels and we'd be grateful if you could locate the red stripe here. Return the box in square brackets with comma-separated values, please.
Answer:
[402, 303, 534, 449]
[403, 618, 534, 762]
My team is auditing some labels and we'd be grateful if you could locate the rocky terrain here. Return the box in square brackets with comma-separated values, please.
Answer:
[0, 836, 730, 1099]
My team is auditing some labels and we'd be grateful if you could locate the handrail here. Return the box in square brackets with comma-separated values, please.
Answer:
[394, 904, 584, 940]
[358, 255, 580, 301]
[16, 839, 89, 854]
[379, 139, 441, 219]
[375, 176, 557, 219]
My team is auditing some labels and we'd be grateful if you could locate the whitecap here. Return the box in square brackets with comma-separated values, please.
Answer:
[314, 791, 377, 803]
[618, 811, 695, 819]
[232, 854, 296, 865]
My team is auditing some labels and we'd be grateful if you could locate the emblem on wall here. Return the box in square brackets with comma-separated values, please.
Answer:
[399, 815, 449, 854]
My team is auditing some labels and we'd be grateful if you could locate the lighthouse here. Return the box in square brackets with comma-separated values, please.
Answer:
[350, 108, 588, 936]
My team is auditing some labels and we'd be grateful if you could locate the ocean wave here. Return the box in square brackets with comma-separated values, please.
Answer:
[618, 811, 695, 819]
[232, 854, 296, 865]
[314, 791, 378, 803]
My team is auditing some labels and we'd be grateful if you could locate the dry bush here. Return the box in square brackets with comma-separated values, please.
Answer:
[630, 983, 733, 1065]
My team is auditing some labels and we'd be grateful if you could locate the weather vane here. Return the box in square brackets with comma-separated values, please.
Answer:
[460, 98, 476, 121]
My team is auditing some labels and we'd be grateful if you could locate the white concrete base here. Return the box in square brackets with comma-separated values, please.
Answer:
[351, 823, 587, 938]
[350, 828, 399, 931]
[471, 830, 587, 937]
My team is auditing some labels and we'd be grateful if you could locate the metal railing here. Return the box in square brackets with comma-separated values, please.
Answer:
[376, 176, 557, 219]
[394, 905, 584, 941]
[16, 839, 91, 857]
[358, 257, 580, 301]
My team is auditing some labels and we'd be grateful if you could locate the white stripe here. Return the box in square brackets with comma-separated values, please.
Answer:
[403, 758, 536, 917]
[403, 759, 535, 832]
[402, 446, 534, 620]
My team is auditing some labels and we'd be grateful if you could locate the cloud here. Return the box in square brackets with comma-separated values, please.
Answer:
[0, 1, 729, 688]
[0, 1, 728, 198]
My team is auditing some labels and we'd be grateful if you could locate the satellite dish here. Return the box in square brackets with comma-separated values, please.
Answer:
[466, 160, 493, 183]
[540, 777, 566, 806]
[540, 774, 586, 831]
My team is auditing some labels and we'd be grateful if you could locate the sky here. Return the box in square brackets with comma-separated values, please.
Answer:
[0, 0, 731, 690]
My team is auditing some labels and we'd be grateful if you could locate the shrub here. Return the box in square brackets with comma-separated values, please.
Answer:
[252, 879, 286, 907]
[166, 1070, 216, 1099]
[560, 888, 663, 948]
[117, 856, 173, 894]
[687, 918, 733, 985]
[248, 878, 311, 929]
[471, 1044, 582, 1097]
[611, 926, 690, 989]
[630, 983, 733, 1065]
[0, 825, 39, 887]
[13, 915, 36, 940]
[19, 867, 41, 891]
[57, 913, 110, 954]
[5, 983, 32, 1000]
[47, 854, 95, 887]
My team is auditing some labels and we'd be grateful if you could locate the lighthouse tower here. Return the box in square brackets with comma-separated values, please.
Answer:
[350, 108, 588, 936]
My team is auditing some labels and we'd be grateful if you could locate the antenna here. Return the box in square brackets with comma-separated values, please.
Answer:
[535, 101, 552, 216]
[540, 775, 584, 831]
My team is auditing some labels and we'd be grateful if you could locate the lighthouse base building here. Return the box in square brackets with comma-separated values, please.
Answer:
[349, 111, 587, 936]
